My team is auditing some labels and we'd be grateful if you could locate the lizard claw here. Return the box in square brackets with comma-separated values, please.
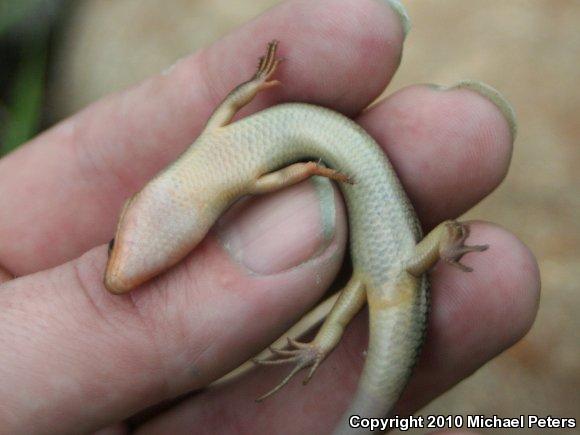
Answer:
[253, 338, 324, 402]
[440, 221, 488, 272]
[254, 40, 283, 88]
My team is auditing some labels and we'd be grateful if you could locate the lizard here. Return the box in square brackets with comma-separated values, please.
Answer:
[104, 40, 488, 434]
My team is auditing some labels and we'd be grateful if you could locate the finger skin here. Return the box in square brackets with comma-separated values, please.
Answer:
[134, 224, 540, 435]
[0, 182, 348, 434]
[0, 0, 405, 275]
[359, 84, 513, 230]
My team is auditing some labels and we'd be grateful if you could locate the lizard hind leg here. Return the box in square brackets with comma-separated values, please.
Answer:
[253, 337, 326, 402]
[405, 220, 488, 276]
[254, 275, 366, 402]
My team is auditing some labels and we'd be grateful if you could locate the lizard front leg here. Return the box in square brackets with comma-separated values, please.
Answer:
[205, 40, 282, 130]
[249, 161, 352, 194]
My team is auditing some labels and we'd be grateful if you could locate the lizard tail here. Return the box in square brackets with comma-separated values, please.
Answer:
[333, 275, 429, 434]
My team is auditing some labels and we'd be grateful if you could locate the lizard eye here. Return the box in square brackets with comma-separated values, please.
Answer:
[108, 238, 115, 255]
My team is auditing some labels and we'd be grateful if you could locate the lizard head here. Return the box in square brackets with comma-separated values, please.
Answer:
[103, 185, 208, 294]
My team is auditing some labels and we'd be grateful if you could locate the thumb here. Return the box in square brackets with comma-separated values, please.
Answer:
[0, 178, 346, 434]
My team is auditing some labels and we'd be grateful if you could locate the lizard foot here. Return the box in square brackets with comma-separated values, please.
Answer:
[253, 39, 283, 90]
[305, 161, 354, 184]
[440, 221, 488, 272]
[253, 337, 324, 402]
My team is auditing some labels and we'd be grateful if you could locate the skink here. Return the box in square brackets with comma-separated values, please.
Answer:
[104, 41, 487, 434]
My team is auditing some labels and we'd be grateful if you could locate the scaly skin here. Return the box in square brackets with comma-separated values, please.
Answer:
[104, 41, 487, 434]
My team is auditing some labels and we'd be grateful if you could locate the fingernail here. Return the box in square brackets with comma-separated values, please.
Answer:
[217, 178, 337, 275]
[385, 0, 411, 39]
[445, 80, 518, 141]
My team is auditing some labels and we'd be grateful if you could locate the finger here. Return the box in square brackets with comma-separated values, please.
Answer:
[0, 0, 407, 275]
[134, 224, 539, 434]
[0, 179, 349, 434]
[359, 82, 516, 229]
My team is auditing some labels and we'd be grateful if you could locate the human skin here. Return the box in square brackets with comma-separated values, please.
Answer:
[0, 0, 539, 434]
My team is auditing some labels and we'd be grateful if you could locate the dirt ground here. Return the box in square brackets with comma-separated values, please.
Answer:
[50, 0, 579, 432]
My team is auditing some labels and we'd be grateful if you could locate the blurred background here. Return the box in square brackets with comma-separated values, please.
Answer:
[1, 0, 578, 432]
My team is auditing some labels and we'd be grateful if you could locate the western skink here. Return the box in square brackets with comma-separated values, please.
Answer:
[104, 40, 487, 433]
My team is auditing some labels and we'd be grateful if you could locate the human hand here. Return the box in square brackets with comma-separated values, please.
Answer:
[0, 0, 539, 433]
